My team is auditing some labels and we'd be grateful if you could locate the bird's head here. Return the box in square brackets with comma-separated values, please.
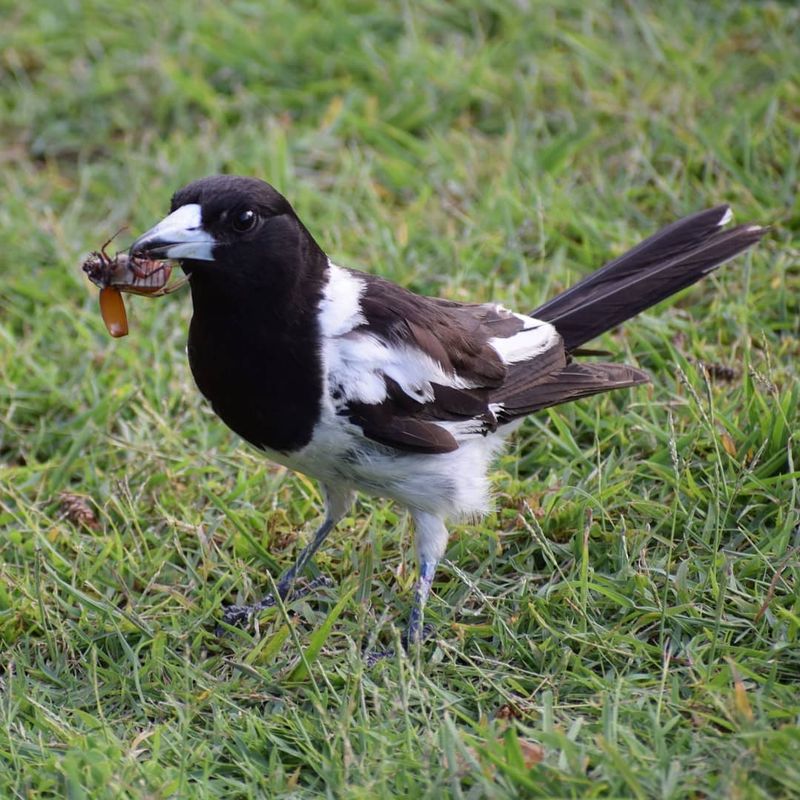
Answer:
[129, 175, 326, 291]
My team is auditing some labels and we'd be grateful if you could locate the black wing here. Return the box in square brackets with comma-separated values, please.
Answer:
[332, 273, 571, 453]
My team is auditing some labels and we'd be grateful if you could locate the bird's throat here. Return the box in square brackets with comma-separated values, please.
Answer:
[185, 268, 326, 453]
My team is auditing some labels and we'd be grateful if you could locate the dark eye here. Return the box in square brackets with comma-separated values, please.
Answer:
[232, 208, 258, 233]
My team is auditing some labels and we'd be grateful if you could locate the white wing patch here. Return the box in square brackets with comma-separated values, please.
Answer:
[318, 264, 489, 409]
[489, 313, 559, 365]
[318, 264, 437, 408]
[318, 262, 366, 337]
[326, 333, 460, 406]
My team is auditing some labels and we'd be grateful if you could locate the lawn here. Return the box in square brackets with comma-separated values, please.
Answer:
[1, 1, 798, 797]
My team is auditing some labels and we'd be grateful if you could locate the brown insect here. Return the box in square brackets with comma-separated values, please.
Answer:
[82, 229, 186, 337]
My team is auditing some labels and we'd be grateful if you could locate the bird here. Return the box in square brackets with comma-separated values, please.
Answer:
[128, 175, 764, 648]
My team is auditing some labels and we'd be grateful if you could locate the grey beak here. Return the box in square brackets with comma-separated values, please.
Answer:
[130, 203, 216, 261]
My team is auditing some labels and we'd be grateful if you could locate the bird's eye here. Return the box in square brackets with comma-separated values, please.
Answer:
[232, 208, 258, 233]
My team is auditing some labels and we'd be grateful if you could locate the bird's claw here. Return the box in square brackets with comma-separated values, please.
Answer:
[363, 623, 435, 666]
[218, 574, 334, 632]
[402, 622, 435, 650]
[219, 596, 274, 630]
[220, 604, 254, 628]
[299, 574, 335, 595]
[364, 647, 394, 667]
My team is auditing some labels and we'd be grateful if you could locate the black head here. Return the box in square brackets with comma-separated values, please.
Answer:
[129, 175, 326, 288]
[128, 176, 329, 452]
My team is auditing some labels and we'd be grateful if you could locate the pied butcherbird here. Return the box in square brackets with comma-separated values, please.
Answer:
[129, 176, 764, 647]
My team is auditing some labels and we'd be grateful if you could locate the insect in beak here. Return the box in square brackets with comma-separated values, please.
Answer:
[81, 229, 187, 337]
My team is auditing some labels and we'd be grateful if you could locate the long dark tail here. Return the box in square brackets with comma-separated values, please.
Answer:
[533, 206, 765, 352]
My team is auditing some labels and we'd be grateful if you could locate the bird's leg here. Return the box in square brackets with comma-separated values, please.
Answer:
[220, 516, 335, 627]
[404, 558, 438, 646]
[403, 510, 447, 646]
[274, 514, 336, 598]
[364, 511, 446, 663]
[221, 485, 353, 628]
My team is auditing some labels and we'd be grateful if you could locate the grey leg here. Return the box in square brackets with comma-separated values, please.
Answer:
[364, 559, 439, 665]
[404, 559, 438, 645]
[405, 510, 448, 645]
[365, 510, 447, 663]
[221, 485, 353, 628]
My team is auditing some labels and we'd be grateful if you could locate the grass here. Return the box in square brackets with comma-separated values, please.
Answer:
[1, 0, 799, 796]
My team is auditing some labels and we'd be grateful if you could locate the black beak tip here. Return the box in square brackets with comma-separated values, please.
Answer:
[130, 239, 168, 260]
[128, 238, 147, 259]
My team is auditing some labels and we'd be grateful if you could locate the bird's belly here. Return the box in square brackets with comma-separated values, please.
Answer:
[261, 410, 509, 520]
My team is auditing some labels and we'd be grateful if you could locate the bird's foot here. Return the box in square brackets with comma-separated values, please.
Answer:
[219, 595, 275, 629]
[219, 575, 334, 631]
[363, 623, 435, 666]
[363, 647, 394, 668]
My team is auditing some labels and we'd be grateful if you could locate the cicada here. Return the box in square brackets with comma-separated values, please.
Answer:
[82, 230, 186, 337]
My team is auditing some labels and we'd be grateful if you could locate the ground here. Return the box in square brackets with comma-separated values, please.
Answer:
[1, 1, 799, 797]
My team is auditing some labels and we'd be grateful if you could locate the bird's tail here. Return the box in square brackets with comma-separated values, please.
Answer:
[532, 206, 765, 352]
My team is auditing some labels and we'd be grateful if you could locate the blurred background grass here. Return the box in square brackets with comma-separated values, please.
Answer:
[1, 1, 798, 797]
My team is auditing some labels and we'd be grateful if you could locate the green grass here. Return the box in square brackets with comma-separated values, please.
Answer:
[1, 1, 799, 797]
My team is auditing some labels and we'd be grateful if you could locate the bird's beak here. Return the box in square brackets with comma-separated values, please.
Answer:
[129, 204, 216, 261]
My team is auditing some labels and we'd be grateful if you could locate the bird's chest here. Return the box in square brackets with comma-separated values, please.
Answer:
[187, 313, 324, 454]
